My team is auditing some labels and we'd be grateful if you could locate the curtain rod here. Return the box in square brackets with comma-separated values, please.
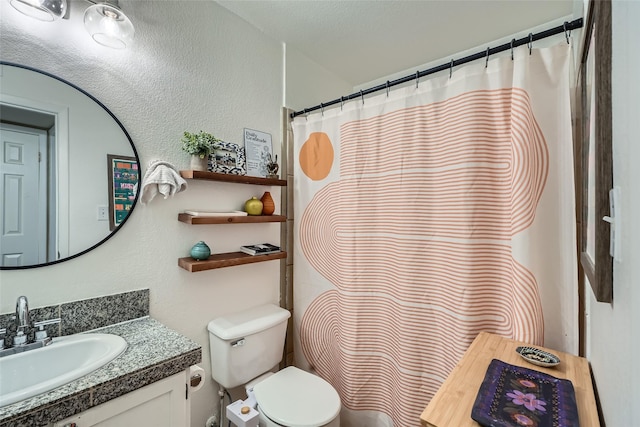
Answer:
[290, 18, 583, 119]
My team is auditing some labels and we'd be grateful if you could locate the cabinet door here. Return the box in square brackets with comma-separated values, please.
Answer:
[53, 371, 188, 427]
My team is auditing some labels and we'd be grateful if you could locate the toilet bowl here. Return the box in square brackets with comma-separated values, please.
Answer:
[207, 304, 341, 427]
[249, 367, 340, 427]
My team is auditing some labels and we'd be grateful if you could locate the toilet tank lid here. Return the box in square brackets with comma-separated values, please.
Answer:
[208, 304, 291, 340]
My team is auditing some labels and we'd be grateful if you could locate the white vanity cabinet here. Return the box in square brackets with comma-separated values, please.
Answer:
[51, 370, 191, 427]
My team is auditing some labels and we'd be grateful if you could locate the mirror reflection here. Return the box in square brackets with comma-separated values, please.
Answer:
[0, 62, 139, 269]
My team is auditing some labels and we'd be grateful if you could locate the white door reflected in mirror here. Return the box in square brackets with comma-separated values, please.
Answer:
[0, 124, 48, 266]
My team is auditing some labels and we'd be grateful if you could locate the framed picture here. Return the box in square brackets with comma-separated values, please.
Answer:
[244, 128, 273, 177]
[574, 0, 613, 354]
[107, 154, 139, 231]
[576, 0, 613, 306]
[209, 140, 246, 175]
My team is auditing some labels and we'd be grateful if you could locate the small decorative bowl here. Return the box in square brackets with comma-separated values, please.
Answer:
[516, 346, 561, 368]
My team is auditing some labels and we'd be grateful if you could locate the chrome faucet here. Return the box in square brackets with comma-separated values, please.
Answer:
[15, 295, 31, 330]
[0, 296, 59, 357]
[14, 296, 31, 346]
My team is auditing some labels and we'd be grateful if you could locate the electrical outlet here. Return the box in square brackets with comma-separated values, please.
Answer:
[97, 205, 109, 221]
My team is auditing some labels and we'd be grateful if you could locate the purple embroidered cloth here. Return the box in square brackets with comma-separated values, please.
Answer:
[471, 359, 580, 427]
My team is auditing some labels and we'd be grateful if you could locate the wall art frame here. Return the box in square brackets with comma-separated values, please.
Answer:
[209, 140, 246, 175]
[107, 154, 139, 231]
[576, 0, 613, 306]
[244, 128, 273, 178]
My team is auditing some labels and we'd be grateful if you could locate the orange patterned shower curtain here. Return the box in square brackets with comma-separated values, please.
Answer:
[292, 43, 576, 427]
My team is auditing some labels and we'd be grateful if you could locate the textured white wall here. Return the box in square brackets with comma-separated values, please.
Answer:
[0, 1, 284, 425]
[586, 1, 640, 425]
[285, 45, 353, 113]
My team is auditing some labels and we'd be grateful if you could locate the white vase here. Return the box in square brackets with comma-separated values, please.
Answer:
[190, 154, 208, 171]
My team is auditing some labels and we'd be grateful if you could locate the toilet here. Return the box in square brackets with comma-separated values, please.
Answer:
[208, 304, 341, 427]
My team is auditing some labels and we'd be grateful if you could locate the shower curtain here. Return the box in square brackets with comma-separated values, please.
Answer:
[292, 43, 576, 426]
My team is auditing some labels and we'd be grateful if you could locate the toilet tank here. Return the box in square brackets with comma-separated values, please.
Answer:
[207, 304, 291, 389]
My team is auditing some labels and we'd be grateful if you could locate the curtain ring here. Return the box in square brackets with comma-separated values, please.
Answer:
[360, 90, 364, 105]
[303, 108, 308, 121]
[340, 96, 344, 111]
[528, 33, 533, 55]
[485, 47, 490, 68]
[564, 22, 571, 44]
[320, 102, 324, 117]
[510, 38, 515, 60]
[415, 70, 419, 88]
[386, 80, 390, 97]
[449, 59, 454, 79]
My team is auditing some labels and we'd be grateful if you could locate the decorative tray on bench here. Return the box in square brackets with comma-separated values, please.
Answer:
[471, 359, 579, 427]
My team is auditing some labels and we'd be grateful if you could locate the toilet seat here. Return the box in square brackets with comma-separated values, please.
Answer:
[253, 366, 340, 427]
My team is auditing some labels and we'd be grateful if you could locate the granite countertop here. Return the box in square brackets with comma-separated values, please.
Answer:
[0, 317, 202, 427]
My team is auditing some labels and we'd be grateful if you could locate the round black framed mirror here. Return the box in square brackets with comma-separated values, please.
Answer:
[0, 61, 140, 269]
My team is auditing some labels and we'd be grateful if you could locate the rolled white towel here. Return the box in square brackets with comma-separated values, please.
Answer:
[139, 160, 187, 204]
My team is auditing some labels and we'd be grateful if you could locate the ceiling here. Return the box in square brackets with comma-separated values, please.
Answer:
[216, 0, 576, 87]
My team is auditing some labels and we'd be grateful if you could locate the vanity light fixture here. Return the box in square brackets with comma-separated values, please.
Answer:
[7, 0, 134, 49]
[83, 0, 134, 49]
[9, 0, 67, 21]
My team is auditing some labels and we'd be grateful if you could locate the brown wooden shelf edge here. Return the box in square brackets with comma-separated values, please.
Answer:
[178, 251, 287, 272]
[180, 170, 287, 186]
[178, 213, 287, 224]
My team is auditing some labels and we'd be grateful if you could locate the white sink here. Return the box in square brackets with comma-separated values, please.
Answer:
[0, 333, 127, 407]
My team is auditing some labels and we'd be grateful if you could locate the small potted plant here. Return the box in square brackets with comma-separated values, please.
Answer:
[181, 130, 219, 171]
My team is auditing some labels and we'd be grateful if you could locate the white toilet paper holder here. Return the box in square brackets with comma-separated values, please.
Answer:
[190, 373, 202, 387]
[188, 365, 206, 393]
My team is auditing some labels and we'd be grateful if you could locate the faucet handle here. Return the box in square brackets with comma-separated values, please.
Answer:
[34, 318, 61, 342]
[33, 318, 61, 328]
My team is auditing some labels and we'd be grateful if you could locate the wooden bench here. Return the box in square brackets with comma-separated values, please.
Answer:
[420, 331, 599, 427]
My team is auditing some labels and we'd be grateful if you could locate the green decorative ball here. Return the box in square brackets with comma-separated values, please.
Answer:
[190, 241, 211, 260]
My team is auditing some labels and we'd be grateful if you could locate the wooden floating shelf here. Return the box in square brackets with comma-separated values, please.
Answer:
[178, 251, 287, 272]
[180, 170, 287, 186]
[178, 213, 286, 224]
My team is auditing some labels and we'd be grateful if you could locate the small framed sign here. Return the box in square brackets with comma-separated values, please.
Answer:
[244, 128, 272, 177]
[209, 141, 246, 175]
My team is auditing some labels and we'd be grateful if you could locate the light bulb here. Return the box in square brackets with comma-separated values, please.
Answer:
[84, 2, 134, 49]
[9, 0, 67, 21]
